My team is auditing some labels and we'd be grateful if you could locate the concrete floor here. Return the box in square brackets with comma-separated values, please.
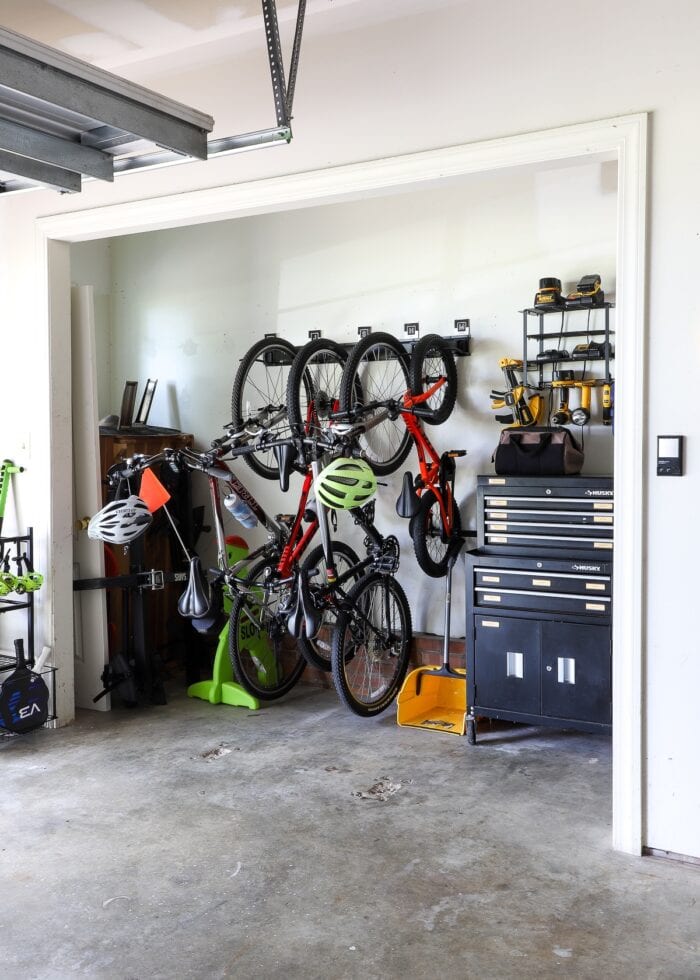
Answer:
[2, 686, 699, 980]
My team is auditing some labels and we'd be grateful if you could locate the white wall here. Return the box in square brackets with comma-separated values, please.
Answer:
[2, 0, 699, 856]
[70, 159, 615, 636]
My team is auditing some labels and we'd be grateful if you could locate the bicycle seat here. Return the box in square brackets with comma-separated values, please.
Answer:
[287, 567, 322, 640]
[177, 555, 211, 619]
[396, 471, 420, 518]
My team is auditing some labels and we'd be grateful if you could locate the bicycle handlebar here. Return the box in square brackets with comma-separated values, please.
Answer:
[106, 402, 391, 488]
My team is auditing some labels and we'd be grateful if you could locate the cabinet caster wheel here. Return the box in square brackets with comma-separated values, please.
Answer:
[466, 718, 476, 745]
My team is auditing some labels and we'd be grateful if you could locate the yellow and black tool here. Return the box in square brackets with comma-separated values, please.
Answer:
[491, 358, 546, 427]
[566, 274, 605, 309]
[602, 383, 613, 426]
[549, 377, 600, 425]
[550, 370, 573, 425]
[534, 277, 565, 310]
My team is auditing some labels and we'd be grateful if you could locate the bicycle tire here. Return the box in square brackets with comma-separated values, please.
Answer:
[299, 540, 362, 671]
[331, 571, 412, 717]
[231, 336, 298, 480]
[409, 334, 458, 425]
[338, 332, 412, 476]
[229, 559, 306, 700]
[412, 488, 462, 577]
[287, 338, 348, 439]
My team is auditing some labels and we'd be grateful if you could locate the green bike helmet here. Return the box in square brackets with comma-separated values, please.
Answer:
[314, 457, 377, 509]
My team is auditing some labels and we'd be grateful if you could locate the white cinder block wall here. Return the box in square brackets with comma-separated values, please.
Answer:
[2, 0, 699, 857]
[71, 160, 616, 638]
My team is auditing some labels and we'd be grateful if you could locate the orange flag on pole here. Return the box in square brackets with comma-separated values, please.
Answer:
[139, 467, 171, 513]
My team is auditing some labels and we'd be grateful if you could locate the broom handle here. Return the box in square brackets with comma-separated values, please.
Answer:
[442, 556, 454, 669]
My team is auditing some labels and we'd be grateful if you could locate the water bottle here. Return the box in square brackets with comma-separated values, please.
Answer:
[224, 493, 258, 529]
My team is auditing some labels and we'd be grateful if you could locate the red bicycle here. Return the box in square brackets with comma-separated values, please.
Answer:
[339, 332, 465, 577]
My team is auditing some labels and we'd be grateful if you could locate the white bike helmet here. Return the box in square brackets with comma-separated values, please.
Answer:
[87, 495, 152, 544]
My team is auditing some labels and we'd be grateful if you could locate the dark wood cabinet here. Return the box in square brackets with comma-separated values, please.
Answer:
[99, 430, 193, 662]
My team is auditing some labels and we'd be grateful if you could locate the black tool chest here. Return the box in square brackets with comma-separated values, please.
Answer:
[466, 474, 613, 743]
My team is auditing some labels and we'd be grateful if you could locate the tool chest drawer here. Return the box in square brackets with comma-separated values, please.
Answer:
[471, 553, 612, 609]
[477, 474, 614, 558]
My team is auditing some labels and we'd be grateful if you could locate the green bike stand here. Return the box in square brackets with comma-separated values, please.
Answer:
[187, 536, 260, 710]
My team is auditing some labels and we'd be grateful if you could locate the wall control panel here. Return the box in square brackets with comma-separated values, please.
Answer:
[657, 435, 684, 476]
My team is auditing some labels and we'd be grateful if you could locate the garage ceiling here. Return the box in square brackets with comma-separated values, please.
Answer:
[0, 1, 452, 75]
[0, 0, 456, 194]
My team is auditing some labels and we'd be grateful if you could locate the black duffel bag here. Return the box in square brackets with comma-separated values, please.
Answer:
[492, 426, 584, 476]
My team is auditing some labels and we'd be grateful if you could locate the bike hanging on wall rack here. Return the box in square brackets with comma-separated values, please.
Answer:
[338, 332, 465, 577]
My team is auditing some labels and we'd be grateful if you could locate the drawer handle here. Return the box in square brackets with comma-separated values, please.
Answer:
[481, 575, 500, 583]
[557, 657, 576, 684]
[585, 602, 606, 612]
[483, 594, 501, 603]
[593, 515, 613, 524]
[489, 536, 508, 544]
[506, 651, 524, 679]
[594, 542, 613, 550]
[480, 620, 500, 628]
[532, 578, 551, 587]
[593, 502, 614, 510]
[585, 582, 605, 591]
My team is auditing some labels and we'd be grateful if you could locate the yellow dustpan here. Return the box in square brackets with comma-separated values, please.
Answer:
[397, 540, 467, 735]
[397, 664, 466, 734]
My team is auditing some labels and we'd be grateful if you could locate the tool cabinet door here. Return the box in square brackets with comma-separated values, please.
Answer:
[541, 621, 611, 724]
[473, 616, 540, 714]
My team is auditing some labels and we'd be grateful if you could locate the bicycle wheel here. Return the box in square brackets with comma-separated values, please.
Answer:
[412, 488, 462, 577]
[409, 334, 458, 425]
[339, 332, 412, 476]
[231, 336, 298, 480]
[331, 571, 412, 717]
[287, 338, 348, 439]
[299, 540, 362, 671]
[229, 559, 306, 700]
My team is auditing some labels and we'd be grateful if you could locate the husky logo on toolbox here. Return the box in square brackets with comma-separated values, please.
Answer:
[584, 489, 614, 497]
[572, 563, 603, 573]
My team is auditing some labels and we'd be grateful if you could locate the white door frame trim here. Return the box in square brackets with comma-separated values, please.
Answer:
[38, 113, 647, 854]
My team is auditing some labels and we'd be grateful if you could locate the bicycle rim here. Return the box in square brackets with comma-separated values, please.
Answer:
[229, 560, 306, 699]
[331, 571, 412, 716]
[409, 334, 458, 425]
[339, 333, 412, 476]
[299, 541, 362, 671]
[413, 489, 461, 577]
[231, 337, 297, 480]
[287, 338, 347, 440]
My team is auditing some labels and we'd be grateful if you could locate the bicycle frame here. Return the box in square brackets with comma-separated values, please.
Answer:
[401, 377, 456, 536]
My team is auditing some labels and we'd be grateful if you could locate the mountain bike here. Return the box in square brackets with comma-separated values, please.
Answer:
[282, 337, 413, 714]
[338, 331, 465, 577]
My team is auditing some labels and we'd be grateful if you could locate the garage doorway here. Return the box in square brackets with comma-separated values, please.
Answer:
[38, 114, 647, 853]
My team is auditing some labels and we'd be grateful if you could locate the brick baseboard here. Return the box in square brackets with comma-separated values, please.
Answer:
[302, 632, 466, 688]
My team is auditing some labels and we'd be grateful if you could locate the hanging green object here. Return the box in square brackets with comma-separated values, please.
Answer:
[0, 460, 23, 537]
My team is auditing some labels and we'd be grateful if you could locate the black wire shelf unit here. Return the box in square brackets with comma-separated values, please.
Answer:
[520, 302, 614, 390]
[0, 527, 57, 729]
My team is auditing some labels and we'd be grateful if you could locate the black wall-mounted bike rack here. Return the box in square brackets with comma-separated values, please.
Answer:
[260, 325, 472, 364]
